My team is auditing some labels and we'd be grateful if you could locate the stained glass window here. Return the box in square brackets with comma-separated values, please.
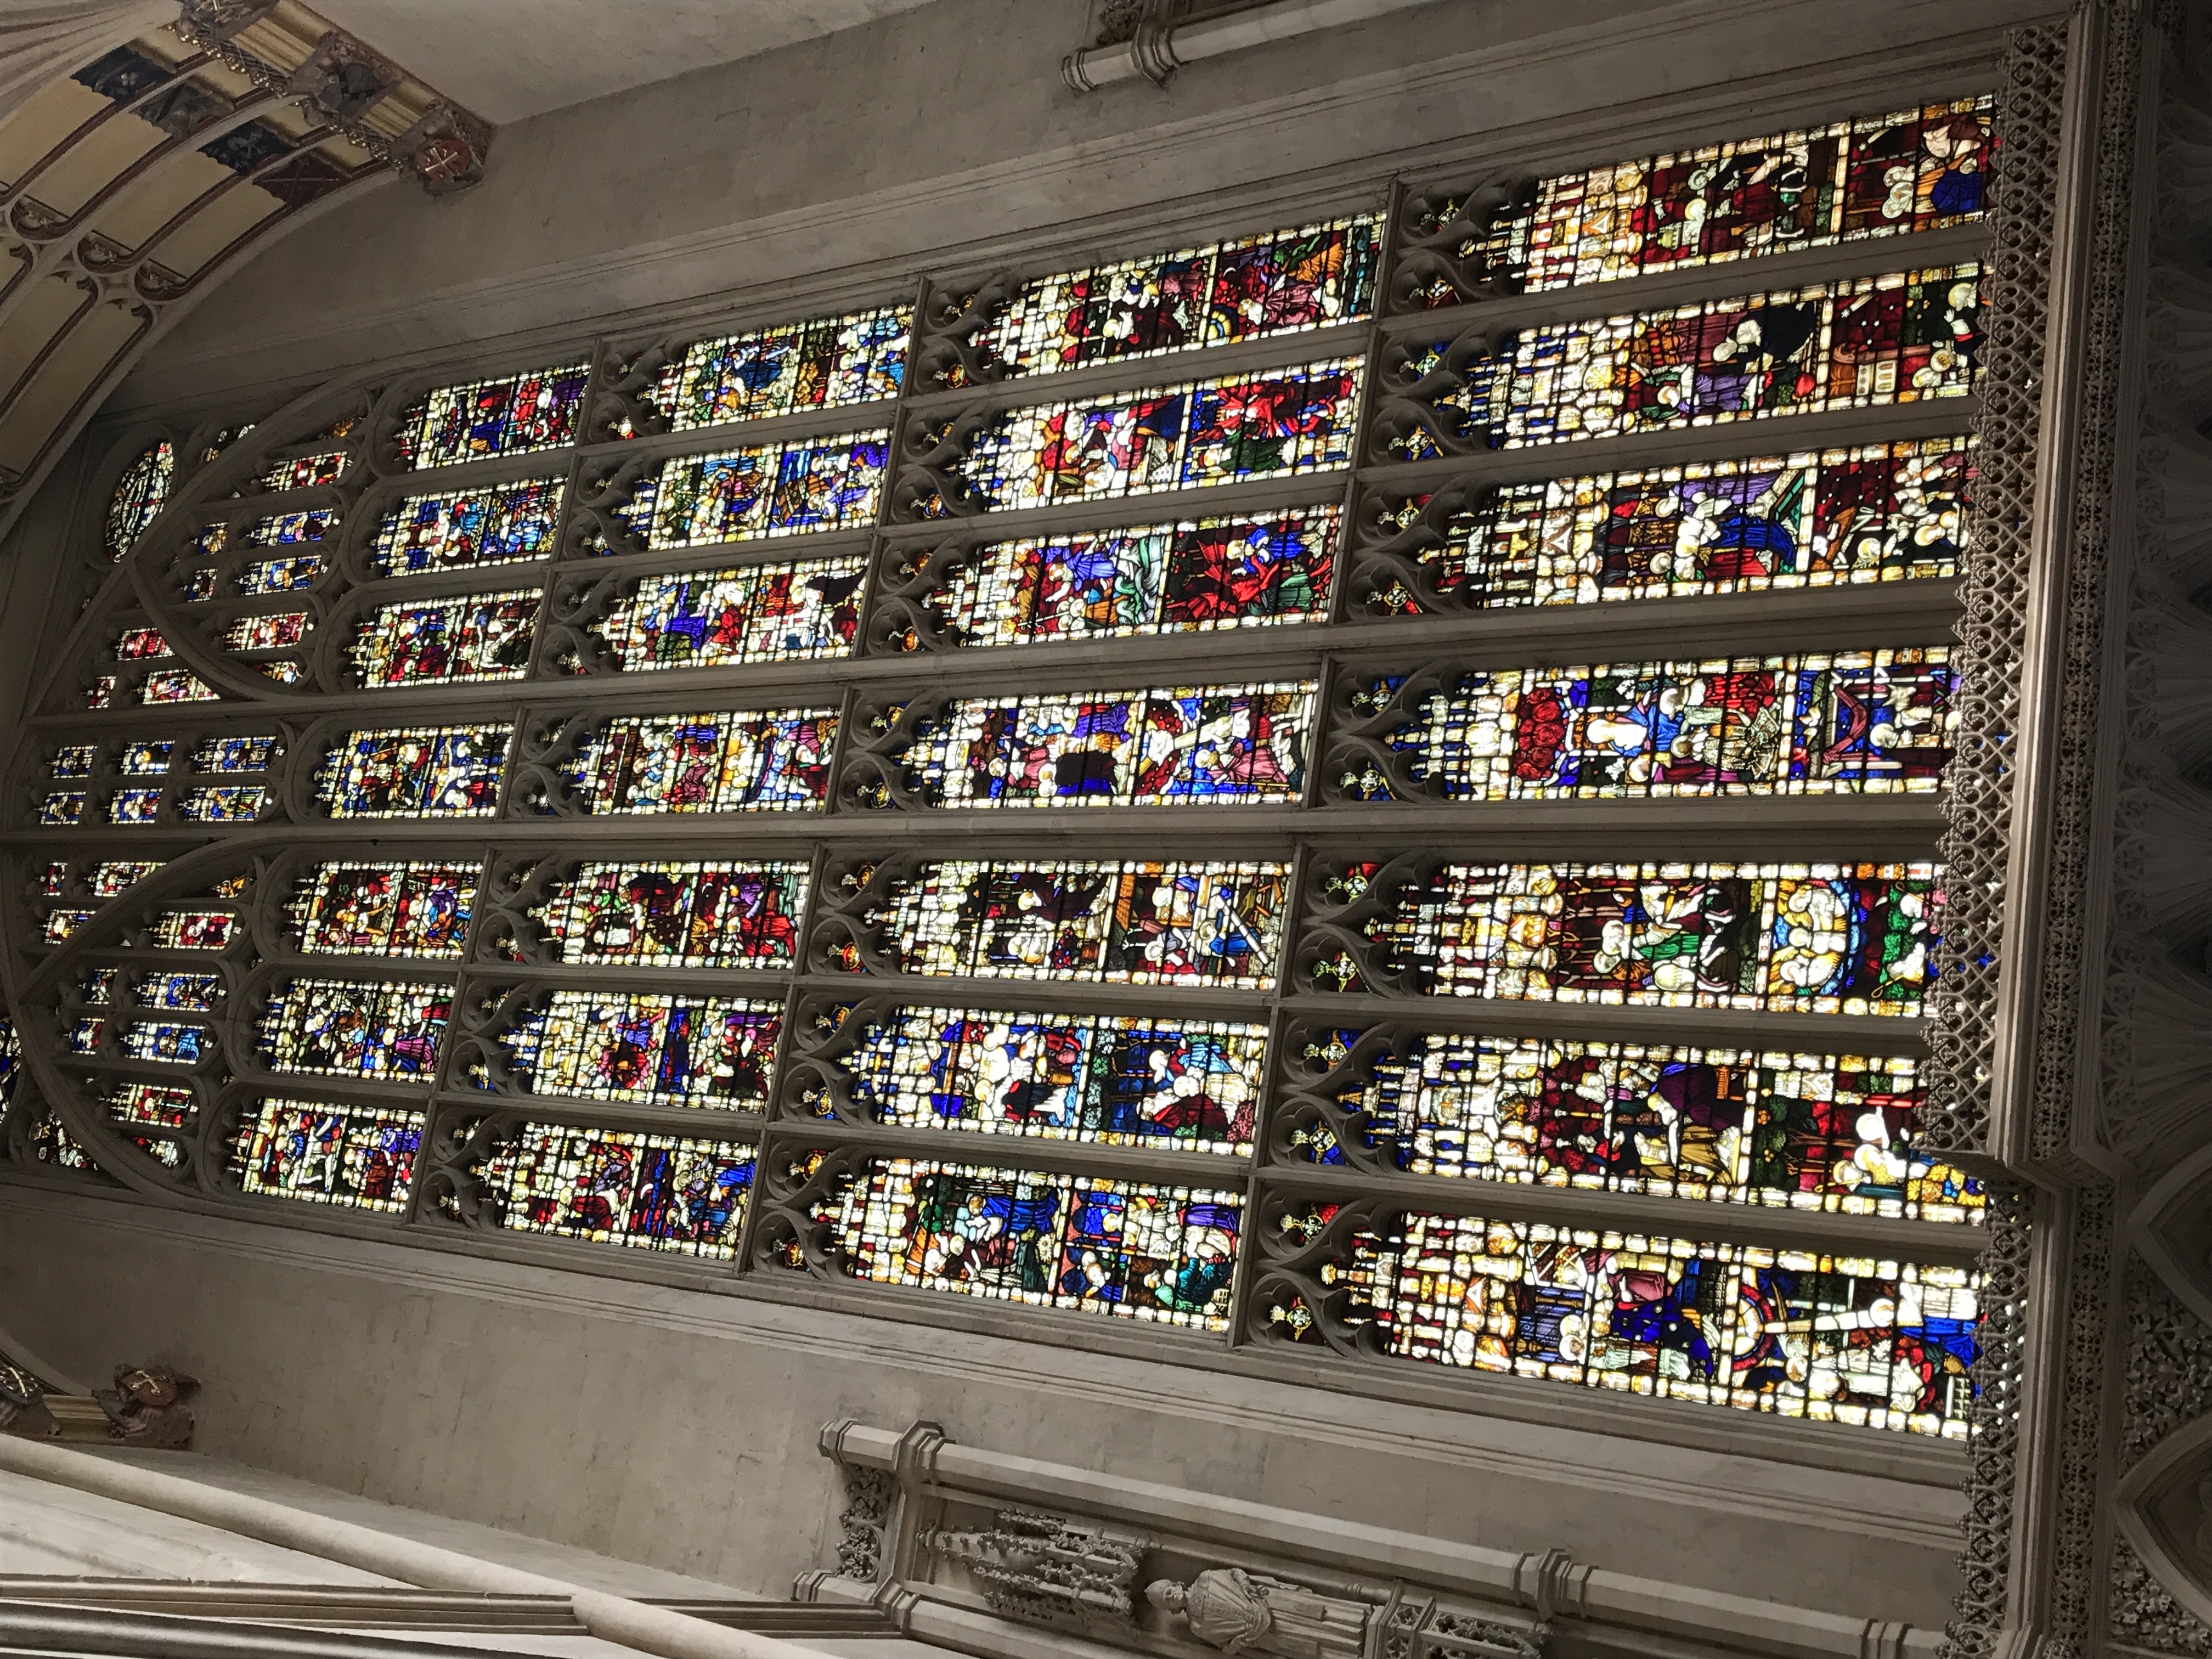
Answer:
[1302, 1028, 1978, 1221]
[223, 612, 310, 651]
[352, 591, 539, 687]
[1349, 648, 1955, 800]
[370, 478, 563, 576]
[239, 508, 336, 545]
[40, 793, 86, 826]
[236, 553, 325, 595]
[250, 449, 346, 493]
[105, 1082, 194, 1165]
[860, 859, 1288, 988]
[653, 304, 908, 431]
[122, 743, 170, 774]
[118, 1021, 207, 1062]
[1268, 1207, 1975, 1436]
[258, 977, 448, 1079]
[151, 909, 236, 950]
[919, 505, 1339, 648]
[140, 670, 218, 704]
[115, 627, 171, 660]
[398, 363, 590, 468]
[1425, 96, 1994, 302]
[176, 786, 264, 821]
[50, 744, 97, 777]
[621, 431, 887, 551]
[882, 681, 1314, 809]
[565, 709, 836, 814]
[1320, 859, 1939, 1015]
[473, 1124, 754, 1257]
[504, 990, 779, 1108]
[200, 423, 255, 461]
[106, 442, 174, 559]
[93, 861, 163, 895]
[595, 556, 864, 670]
[931, 360, 1361, 515]
[193, 735, 279, 771]
[294, 862, 476, 958]
[319, 725, 510, 819]
[810, 1158, 1242, 1328]
[535, 861, 806, 968]
[135, 973, 218, 1010]
[840, 1004, 1265, 1153]
[109, 787, 164, 823]
[1367, 438, 1971, 612]
[951, 215, 1380, 383]
[234, 1097, 423, 1210]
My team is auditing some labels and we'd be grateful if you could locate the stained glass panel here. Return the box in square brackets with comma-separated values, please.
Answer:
[1373, 439, 1970, 612]
[295, 861, 476, 958]
[1425, 96, 1994, 302]
[596, 556, 864, 670]
[258, 977, 448, 1078]
[106, 1081, 195, 1166]
[370, 478, 563, 576]
[653, 304, 908, 431]
[223, 612, 309, 651]
[135, 972, 218, 1010]
[1355, 648, 1955, 800]
[193, 735, 279, 771]
[140, 670, 218, 704]
[535, 861, 806, 968]
[936, 360, 1361, 515]
[239, 509, 336, 546]
[624, 431, 887, 550]
[234, 1097, 422, 1211]
[151, 909, 235, 950]
[352, 591, 539, 687]
[843, 1004, 1265, 1153]
[119, 742, 171, 774]
[50, 745, 97, 777]
[956, 215, 1380, 382]
[477, 1124, 754, 1257]
[236, 554, 324, 594]
[1307, 1029, 1977, 1221]
[106, 442, 176, 561]
[108, 788, 163, 823]
[923, 505, 1338, 648]
[814, 1158, 1241, 1328]
[398, 363, 590, 468]
[864, 859, 1287, 988]
[176, 786, 264, 821]
[1273, 1209, 1974, 1436]
[250, 450, 346, 492]
[1323, 859, 1939, 1015]
[93, 861, 163, 896]
[320, 725, 510, 819]
[39, 793, 85, 826]
[504, 990, 780, 1108]
[118, 1021, 207, 1062]
[566, 709, 835, 814]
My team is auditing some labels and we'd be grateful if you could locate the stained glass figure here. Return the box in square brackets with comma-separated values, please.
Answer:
[40, 793, 85, 826]
[1409, 266, 1982, 456]
[535, 861, 806, 968]
[50, 745, 97, 777]
[140, 670, 218, 704]
[192, 735, 279, 771]
[869, 859, 1288, 988]
[953, 215, 1380, 383]
[1276, 1208, 1975, 1436]
[1310, 1029, 1977, 1221]
[85, 676, 118, 708]
[92, 861, 162, 896]
[119, 742, 171, 774]
[1324, 859, 1939, 1015]
[119, 1022, 207, 1062]
[1425, 96, 1994, 302]
[135, 973, 218, 1010]
[106, 442, 174, 558]
[815, 1158, 1241, 1328]
[258, 977, 449, 1079]
[845, 1005, 1266, 1153]
[625, 431, 887, 550]
[924, 505, 1339, 649]
[176, 787, 264, 821]
[1372, 438, 1971, 612]
[44, 911, 93, 943]
[478, 1124, 754, 1257]
[653, 304, 909, 431]
[320, 724, 510, 818]
[1357, 648, 1955, 800]
[505, 990, 780, 1108]
[236, 554, 324, 594]
[28, 1110, 101, 1171]
[224, 612, 309, 651]
[108, 788, 164, 823]
[250, 450, 346, 493]
[115, 627, 171, 660]
[295, 862, 476, 958]
[234, 1097, 422, 1210]
[566, 708, 836, 814]
[152, 909, 235, 950]
[106, 1082, 195, 1165]
[239, 509, 336, 545]
[352, 591, 539, 687]
[937, 360, 1361, 515]
[887, 681, 1314, 809]
[200, 424, 255, 462]
[596, 556, 864, 670]
[370, 478, 563, 575]
[397, 363, 590, 468]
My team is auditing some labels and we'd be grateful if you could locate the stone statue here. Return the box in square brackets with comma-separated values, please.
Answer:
[923, 1509, 1146, 1625]
[1146, 1568, 1370, 1658]
[92, 1365, 199, 1448]
[0, 1356, 57, 1439]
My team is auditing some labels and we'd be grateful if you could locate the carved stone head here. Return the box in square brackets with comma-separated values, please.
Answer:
[1145, 1579, 1189, 1613]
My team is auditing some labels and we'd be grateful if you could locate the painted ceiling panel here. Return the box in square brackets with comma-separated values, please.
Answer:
[142, 170, 285, 274]
[0, 275, 91, 401]
[0, 77, 115, 191]
[89, 136, 253, 250]
[0, 295, 142, 474]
